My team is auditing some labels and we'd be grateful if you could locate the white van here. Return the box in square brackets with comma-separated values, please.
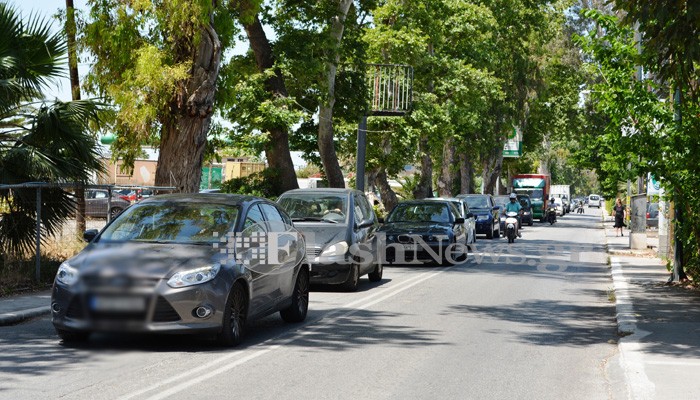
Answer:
[588, 194, 602, 208]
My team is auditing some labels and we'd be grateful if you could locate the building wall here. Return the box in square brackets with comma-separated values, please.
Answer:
[98, 159, 157, 186]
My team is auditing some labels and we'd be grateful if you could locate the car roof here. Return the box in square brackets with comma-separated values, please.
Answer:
[280, 188, 361, 196]
[139, 193, 265, 206]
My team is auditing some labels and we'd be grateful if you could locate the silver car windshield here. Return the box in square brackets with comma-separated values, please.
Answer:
[278, 194, 348, 223]
[99, 202, 239, 244]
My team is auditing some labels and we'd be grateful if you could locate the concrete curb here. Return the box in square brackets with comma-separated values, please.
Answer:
[0, 306, 51, 326]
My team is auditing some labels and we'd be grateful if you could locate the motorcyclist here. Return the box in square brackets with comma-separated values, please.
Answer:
[505, 193, 522, 238]
[548, 197, 557, 222]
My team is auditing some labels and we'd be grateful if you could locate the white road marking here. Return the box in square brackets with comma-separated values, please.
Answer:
[118, 267, 448, 400]
[611, 257, 655, 400]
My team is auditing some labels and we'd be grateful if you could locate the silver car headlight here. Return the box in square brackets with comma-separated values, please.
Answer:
[167, 264, 221, 288]
[321, 241, 349, 257]
[56, 262, 79, 286]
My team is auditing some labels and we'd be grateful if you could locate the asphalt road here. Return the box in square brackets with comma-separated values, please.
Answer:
[0, 209, 628, 399]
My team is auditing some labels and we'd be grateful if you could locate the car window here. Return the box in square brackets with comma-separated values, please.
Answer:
[278, 193, 348, 223]
[358, 194, 374, 223]
[450, 201, 465, 217]
[94, 191, 107, 199]
[388, 203, 451, 223]
[462, 196, 489, 209]
[99, 202, 239, 243]
[244, 204, 266, 233]
[260, 203, 288, 232]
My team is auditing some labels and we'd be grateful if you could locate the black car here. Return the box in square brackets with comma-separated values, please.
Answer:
[51, 194, 309, 346]
[518, 194, 534, 226]
[378, 200, 467, 265]
[278, 188, 382, 291]
[457, 194, 500, 239]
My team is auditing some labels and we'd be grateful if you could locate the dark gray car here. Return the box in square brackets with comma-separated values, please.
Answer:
[51, 194, 309, 346]
[278, 188, 382, 291]
[84, 189, 131, 219]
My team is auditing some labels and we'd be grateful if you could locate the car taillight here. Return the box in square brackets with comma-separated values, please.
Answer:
[646, 212, 650, 218]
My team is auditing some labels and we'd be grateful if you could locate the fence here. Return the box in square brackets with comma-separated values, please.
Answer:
[0, 183, 177, 287]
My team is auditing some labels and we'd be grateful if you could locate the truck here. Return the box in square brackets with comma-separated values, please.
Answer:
[550, 185, 571, 213]
[511, 174, 551, 222]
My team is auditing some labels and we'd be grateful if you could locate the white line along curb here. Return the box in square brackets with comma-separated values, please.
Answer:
[610, 256, 655, 400]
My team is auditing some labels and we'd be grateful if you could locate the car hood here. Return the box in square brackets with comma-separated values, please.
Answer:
[68, 241, 221, 279]
[378, 221, 452, 235]
[292, 223, 348, 248]
[469, 208, 493, 215]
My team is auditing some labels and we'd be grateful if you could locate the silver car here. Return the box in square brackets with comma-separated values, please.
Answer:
[51, 194, 309, 346]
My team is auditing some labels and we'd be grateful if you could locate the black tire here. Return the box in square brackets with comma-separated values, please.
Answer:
[217, 282, 247, 347]
[528, 218, 533, 226]
[56, 328, 90, 343]
[109, 207, 123, 219]
[341, 264, 360, 292]
[486, 224, 493, 239]
[280, 267, 309, 323]
[368, 262, 383, 282]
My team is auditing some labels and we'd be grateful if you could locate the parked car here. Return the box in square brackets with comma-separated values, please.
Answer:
[51, 193, 309, 346]
[85, 189, 131, 219]
[588, 194, 602, 208]
[424, 197, 476, 247]
[518, 194, 534, 226]
[378, 200, 467, 265]
[277, 188, 382, 291]
[647, 202, 659, 228]
[458, 194, 500, 239]
[552, 197, 565, 216]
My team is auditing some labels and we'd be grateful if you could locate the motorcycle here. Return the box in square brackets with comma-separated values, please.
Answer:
[547, 204, 557, 225]
[505, 211, 519, 243]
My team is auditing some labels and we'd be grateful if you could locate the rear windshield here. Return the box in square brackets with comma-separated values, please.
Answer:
[590, 195, 600, 200]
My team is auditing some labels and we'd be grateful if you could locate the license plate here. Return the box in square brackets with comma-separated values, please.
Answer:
[90, 296, 146, 312]
[403, 243, 417, 251]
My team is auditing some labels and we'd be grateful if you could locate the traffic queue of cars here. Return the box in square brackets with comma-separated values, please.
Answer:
[51, 188, 490, 347]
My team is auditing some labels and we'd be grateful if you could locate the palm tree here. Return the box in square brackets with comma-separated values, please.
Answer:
[0, 4, 105, 256]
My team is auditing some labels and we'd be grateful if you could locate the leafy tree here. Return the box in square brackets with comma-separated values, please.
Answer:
[81, 0, 228, 193]
[0, 4, 104, 255]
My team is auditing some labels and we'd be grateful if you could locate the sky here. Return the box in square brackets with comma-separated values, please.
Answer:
[15, 0, 89, 102]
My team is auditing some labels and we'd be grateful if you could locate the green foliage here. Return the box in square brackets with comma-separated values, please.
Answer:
[0, 5, 105, 258]
[219, 168, 281, 199]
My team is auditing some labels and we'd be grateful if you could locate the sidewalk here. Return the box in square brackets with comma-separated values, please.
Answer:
[603, 213, 700, 399]
[0, 289, 51, 326]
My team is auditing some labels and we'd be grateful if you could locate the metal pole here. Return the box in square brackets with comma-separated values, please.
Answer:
[356, 115, 367, 192]
[35, 188, 41, 283]
[107, 186, 113, 223]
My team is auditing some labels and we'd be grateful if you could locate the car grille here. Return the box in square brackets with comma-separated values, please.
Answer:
[152, 296, 181, 322]
[82, 275, 160, 289]
[306, 247, 321, 258]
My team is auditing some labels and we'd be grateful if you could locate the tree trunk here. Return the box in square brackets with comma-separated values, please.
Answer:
[413, 136, 433, 199]
[375, 168, 398, 212]
[438, 136, 456, 197]
[482, 143, 504, 195]
[241, 14, 299, 193]
[155, 19, 221, 192]
[459, 153, 475, 194]
[66, 0, 86, 233]
[317, 0, 354, 188]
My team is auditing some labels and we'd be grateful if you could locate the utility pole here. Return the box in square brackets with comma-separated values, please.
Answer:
[671, 87, 686, 282]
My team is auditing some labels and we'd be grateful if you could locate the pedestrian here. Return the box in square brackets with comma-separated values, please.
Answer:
[612, 198, 627, 237]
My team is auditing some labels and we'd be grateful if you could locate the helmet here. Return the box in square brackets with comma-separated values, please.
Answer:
[509, 193, 517, 199]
